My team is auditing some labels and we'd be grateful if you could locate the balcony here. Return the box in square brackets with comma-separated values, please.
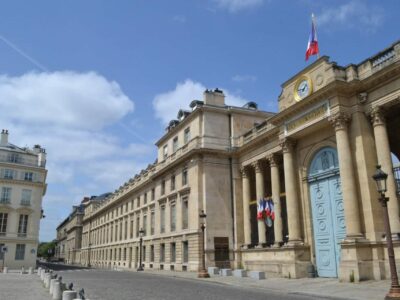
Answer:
[20, 200, 31, 206]
[0, 199, 11, 205]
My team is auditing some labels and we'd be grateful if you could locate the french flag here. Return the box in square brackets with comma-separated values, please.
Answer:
[305, 14, 319, 61]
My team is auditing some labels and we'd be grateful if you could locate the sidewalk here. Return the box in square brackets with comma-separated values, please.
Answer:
[0, 272, 50, 300]
[143, 269, 389, 300]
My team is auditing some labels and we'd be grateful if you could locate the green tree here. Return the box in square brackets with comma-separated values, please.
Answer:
[37, 241, 56, 258]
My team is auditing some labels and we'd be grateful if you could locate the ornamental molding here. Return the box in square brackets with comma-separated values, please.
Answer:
[266, 154, 281, 167]
[280, 138, 296, 153]
[370, 106, 386, 126]
[328, 112, 351, 131]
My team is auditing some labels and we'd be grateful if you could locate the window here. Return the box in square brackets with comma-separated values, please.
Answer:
[144, 192, 147, 204]
[160, 206, 165, 233]
[119, 220, 123, 240]
[184, 127, 191, 144]
[123, 248, 127, 261]
[21, 189, 32, 206]
[183, 241, 189, 263]
[1, 187, 11, 203]
[125, 203, 128, 213]
[8, 153, 19, 163]
[182, 197, 189, 230]
[136, 216, 140, 237]
[130, 220, 134, 239]
[115, 224, 118, 241]
[124, 220, 128, 240]
[0, 213, 8, 235]
[4, 169, 14, 179]
[24, 172, 33, 181]
[151, 188, 155, 201]
[150, 211, 155, 235]
[170, 203, 176, 232]
[182, 168, 188, 186]
[163, 145, 168, 160]
[15, 244, 25, 260]
[150, 245, 155, 262]
[161, 180, 165, 195]
[143, 215, 147, 236]
[160, 243, 165, 262]
[170, 175, 175, 191]
[18, 214, 28, 237]
[143, 246, 146, 262]
[172, 137, 178, 152]
[171, 243, 176, 262]
[137, 196, 140, 208]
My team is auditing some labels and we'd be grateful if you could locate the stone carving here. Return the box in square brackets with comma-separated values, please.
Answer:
[328, 113, 350, 131]
[370, 106, 386, 126]
[358, 92, 368, 104]
[240, 166, 250, 178]
[316, 74, 324, 86]
[251, 161, 263, 173]
[266, 154, 280, 167]
[280, 138, 296, 153]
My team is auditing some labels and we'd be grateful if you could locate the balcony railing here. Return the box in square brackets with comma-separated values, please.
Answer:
[0, 154, 45, 168]
[20, 200, 31, 206]
[394, 165, 400, 196]
[0, 199, 11, 205]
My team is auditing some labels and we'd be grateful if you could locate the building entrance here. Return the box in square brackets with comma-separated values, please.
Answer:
[308, 147, 346, 278]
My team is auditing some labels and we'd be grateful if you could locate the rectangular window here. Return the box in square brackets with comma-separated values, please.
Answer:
[143, 215, 147, 236]
[24, 172, 33, 181]
[137, 196, 140, 208]
[170, 203, 176, 232]
[184, 127, 191, 144]
[172, 136, 178, 152]
[136, 216, 140, 237]
[0, 243, 4, 260]
[4, 169, 14, 179]
[8, 153, 19, 163]
[18, 214, 28, 237]
[15, 244, 25, 260]
[130, 220, 134, 239]
[161, 180, 165, 195]
[1, 187, 11, 203]
[144, 192, 147, 204]
[183, 241, 189, 263]
[182, 168, 188, 186]
[150, 245, 155, 262]
[119, 221, 123, 240]
[124, 220, 128, 240]
[115, 224, 118, 241]
[163, 145, 168, 160]
[160, 206, 165, 233]
[0, 213, 8, 235]
[160, 243, 165, 262]
[151, 188, 155, 201]
[21, 189, 32, 206]
[182, 197, 189, 230]
[143, 246, 146, 262]
[171, 243, 176, 262]
[150, 211, 155, 235]
[170, 175, 175, 191]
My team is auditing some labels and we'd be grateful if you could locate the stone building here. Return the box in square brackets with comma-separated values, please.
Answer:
[58, 40, 400, 281]
[0, 130, 47, 269]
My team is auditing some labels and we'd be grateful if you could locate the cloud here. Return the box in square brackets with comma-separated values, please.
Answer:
[317, 0, 384, 33]
[153, 79, 249, 124]
[212, 0, 263, 13]
[232, 74, 257, 82]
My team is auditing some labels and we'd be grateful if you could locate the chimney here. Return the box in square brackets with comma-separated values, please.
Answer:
[203, 88, 225, 107]
[1, 129, 9, 146]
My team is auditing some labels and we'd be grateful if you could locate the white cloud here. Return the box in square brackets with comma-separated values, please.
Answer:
[232, 74, 257, 82]
[317, 0, 384, 33]
[153, 79, 249, 124]
[212, 0, 263, 13]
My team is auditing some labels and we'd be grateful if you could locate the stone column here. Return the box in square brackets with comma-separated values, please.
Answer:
[253, 161, 266, 246]
[371, 107, 400, 235]
[241, 166, 251, 247]
[329, 113, 362, 238]
[268, 154, 283, 246]
[281, 138, 302, 243]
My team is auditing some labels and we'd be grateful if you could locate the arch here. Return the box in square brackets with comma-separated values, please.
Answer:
[308, 147, 339, 177]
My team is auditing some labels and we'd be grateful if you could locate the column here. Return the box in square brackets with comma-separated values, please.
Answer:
[371, 107, 400, 234]
[281, 138, 302, 243]
[253, 160, 266, 246]
[241, 166, 251, 247]
[268, 154, 283, 246]
[329, 113, 362, 238]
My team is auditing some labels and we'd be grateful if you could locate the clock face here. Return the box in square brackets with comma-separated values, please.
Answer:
[294, 77, 312, 101]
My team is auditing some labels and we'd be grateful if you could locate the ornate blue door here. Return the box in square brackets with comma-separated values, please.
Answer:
[308, 147, 346, 278]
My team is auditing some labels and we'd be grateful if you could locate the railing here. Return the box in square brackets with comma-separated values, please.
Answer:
[0, 199, 10, 205]
[0, 154, 45, 168]
[372, 49, 395, 70]
[394, 165, 400, 196]
[20, 200, 31, 206]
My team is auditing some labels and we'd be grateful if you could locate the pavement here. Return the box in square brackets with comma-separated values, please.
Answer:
[0, 271, 50, 300]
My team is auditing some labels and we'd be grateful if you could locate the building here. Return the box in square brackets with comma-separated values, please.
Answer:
[57, 41, 400, 282]
[0, 130, 47, 269]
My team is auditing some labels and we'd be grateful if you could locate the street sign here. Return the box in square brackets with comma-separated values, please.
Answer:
[1, 246, 7, 253]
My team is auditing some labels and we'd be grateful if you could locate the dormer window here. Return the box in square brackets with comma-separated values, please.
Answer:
[184, 127, 190, 144]
[163, 145, 168, 160]
[173, 137, 178, 152]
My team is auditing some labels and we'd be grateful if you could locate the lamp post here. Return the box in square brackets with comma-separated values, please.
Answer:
[373, 165, 400, 300]
[198, 210, 210, 278]
[137, 228, 144, 271]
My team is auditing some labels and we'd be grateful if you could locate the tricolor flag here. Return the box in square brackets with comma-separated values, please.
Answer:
[305, 13, 319, 61]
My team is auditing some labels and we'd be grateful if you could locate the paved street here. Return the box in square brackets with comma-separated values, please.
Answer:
[55, 268, 325, 300]
[0, 272, 50, 300]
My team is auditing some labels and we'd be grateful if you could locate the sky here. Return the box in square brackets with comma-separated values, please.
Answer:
[0, 0, 398, 241]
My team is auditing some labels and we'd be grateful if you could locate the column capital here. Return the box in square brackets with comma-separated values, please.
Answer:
[251, 160, 264, 173]
[267, 154, 281, 167]
[240, 165, 250, 178]
[370, 106, 386, 127]
[280, 138, 296, 153]
[329, 112, 350, 131]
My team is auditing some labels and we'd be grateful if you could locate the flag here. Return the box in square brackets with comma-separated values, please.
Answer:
[305, 13, 319, 61]
[257, 199, 264, 220]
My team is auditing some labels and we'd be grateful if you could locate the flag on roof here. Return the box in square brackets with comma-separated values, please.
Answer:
[305, 13, 319, 61]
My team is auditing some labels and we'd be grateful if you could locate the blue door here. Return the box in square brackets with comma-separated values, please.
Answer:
[308, 147, 346, 278]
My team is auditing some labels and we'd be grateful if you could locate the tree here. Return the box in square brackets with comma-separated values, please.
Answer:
[37, 241, 56, 258]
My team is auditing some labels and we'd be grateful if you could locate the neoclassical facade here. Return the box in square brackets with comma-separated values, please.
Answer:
[0, 130, 47, 269]
[57, 41, 400, 282]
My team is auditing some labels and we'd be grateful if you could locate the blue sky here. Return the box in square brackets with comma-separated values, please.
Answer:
[0, 0, 398, 241]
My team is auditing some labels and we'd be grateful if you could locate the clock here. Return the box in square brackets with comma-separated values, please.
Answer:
[294, 76, 313, 101]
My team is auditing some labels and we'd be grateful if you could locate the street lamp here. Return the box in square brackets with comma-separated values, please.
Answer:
[373, 165, 400, 300]
[137, 228, 144, 271]
[198, 210, 210, 278]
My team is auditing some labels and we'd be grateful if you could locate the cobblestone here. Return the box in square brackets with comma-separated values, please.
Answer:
[0, 272, 50, 300]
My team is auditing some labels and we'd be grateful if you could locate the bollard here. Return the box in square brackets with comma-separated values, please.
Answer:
[52, 281, 62, 300]
[28, 267, 33, 274]
[38, 267, 42, 276]
[20, 267, 25, 274]
[45, 273, 52, 289]
[62, 291, 77, 300]
[41, 270, 45, 280]
[50, 279, 57, 295]
[3, 267, 7, 273]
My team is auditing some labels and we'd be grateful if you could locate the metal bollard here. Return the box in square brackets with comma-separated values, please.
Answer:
[50, 278, 57, 295]
[62, 291, 77, 300]
[53, 281, 62, 300]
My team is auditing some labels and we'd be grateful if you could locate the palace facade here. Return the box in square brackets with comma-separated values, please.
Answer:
[56, 41, 400, 282]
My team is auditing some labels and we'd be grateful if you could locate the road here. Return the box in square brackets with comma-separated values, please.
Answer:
[41, 266, 329, 300]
